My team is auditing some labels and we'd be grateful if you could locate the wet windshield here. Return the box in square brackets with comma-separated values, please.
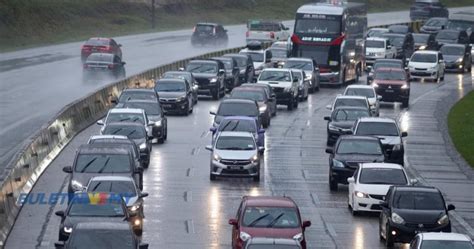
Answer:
[103, 125, 146, 139]
[270, 49, 288, 58]
[68, 229, 134, 249]
[420, 241, 473, 249]
[413, 34, 429, 44]
[410, 53, 437, 63]
[337, 140, 383, 155]
[155, 81, 186, 92]
[393, 191, 445, 210]
[374, 70, 406, 81]
[242, 207, 300, 228]
[187, 62, 217, 73]
[241, 52, 264, 62]
[258, 70, 291, 81]
[68, 197, 125, 217]
[436, 31, 458, 40]
[217, 102, 259, 116]
[356, 122, 399, 136]
[87, 180, 137, 196]
[359, 168, 407, 185]
[440, 46, 464, 56]
[284, 61, 313, 71]
[162, 72, 191, 83]
[384, 35, 404, 47]
[106, 113, 145, 125]
[230, 90, 265, 101]
[334, 99, 367, 109]
[218, 119, 256, 133]
[118, 91, 157, 102]
[333, 109, 370, 122]
[75, 154, 132, 173]
[123, 102, 161, 115]
[367, 29, 388, 38]
[215, 136, 255, 150]
[345, 88, 375, 98]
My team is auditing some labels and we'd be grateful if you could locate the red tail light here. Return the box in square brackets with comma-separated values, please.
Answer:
[246, 31, 249, 37]
[82, 45, 91, 50]
[330, 34, 345, 46]
[100, 46, 111, 51]
[108, 64, 114, 69]
[291, 34, 302, 45]
[319, 67, 331, 73]
[270, 32, 275, 39]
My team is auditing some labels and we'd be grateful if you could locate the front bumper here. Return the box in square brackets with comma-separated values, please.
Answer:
[409, 68, 437, 79]
[375, 87, 410, 102]
[160, 100, 188, 113]
[353, 194, 385, 212]
[388, 221, 451, 243]
[320, 72, 341, 85]
[445, 62, 464, 71]
[210, 160, 259, 178]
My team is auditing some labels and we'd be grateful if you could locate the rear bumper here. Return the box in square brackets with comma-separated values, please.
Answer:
[375, 87, 410, 102]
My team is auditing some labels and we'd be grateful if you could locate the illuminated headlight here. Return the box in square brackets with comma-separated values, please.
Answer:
[129, 204, 140, 212]
[71, 180, 84, 191]
[372, 83, 379, 88]
[305, 74, 312, 80]
[332, 159, 345, 168]
[139, 143, 147, 150]
[437, 214, 449, 225]
[401, 84, 409, 89]
[177, 96, 186, 102]
[133, 219, 141, 226]
[293, 233, 303, 242]
[63, 226, 73, 233]
[355, 191, 368, 198]
[419, 45, 427, 50]
[329, 61, 339, 66]
[154, 120, 162, 127]
[210, 78, 218, 83]
[240, 231, 251, 242]
[368, 72, 374, 77]
[259, 105, 267, 113]
[391, 212, 405, 224]
[250, 154, 259, 163]
[240, 69, 246, 74]
[456, 58, 463, 64]
[213, 153, 221, 162]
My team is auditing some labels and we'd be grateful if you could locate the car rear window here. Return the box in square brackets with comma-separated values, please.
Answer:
[374, 70, 406, 81]
[231, 89, 265, 101]
[242, 207, 300, 228]
[345, 88, 375, 98]
[215, 136, 255, 150]
[86, 54, 113, 62]
[359, 168, 407, 185]
[393, 191, 445, 210]
[436, 31, 458, 40]
[85, 39, 110, 46]
[118, 91, 157, 102]
[249, 21, 280, 32]
[269, 49, 288, 58]
[247, 245, 301, 249]
[106, 113, 145, 125]
[74, 154, 132, 173]
[374, 62, 402, 70]
[217, 102, 259, 117]
[356, 122, 399, 136]
[195, 25, 214, 33]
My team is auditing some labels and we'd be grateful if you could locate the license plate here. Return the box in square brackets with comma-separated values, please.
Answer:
[385, 89, 394, 93]
[162, 104, 172, 108]
[228, 166, 241, 170]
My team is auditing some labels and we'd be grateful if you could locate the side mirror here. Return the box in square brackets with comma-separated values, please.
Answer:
[325, 148, 334, 154]
[258, 129, 265, 134]
[178, 67, 185, 71]
[134, 167, 144, 174]
[410, 179, 418, 185]
[258, 146, 265, 153]
[326, 105, 332, 110]
[111, 98, 118, 104]
[97, 120, 105, 126]
[377, 95, 382, 100]
[55, 210, 65, 217]
[439, 59, 444, 63]
[139, 243, 149, 249]
[140, 192, 149, 198]
[401, 131, 408, 137]
[205, 145, 213, 151]
[148, 121, 155, 126]
[302, 220, 311, 228]
[228, 218, 238, 226]
[210, 127, 217, 133]
[219, 69, 226, 75]
[121, 61, 126, 65]
[387, 45, 392, 49]
[118, 44, 122, 47]
[62, 166, 73, 173]
[324, 116, 331, 121]
[447, 204, 456, 211]
[209, 111, 216, 115]
[347, 177, 355, 184]
[54, 241, 65, 249]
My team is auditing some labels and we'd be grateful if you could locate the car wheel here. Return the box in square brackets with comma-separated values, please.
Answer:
[210, 174, 216, 181]
[164, 127, 168, 140]
[351, 197, 359, 216]
[385, 224, 394, 247]
[294, 97, 299, 108]
[329, 175, 338, 191]
[287, 99, 293, 111]
[440, 72, 444, 81]
[402, 99, 409, 108]
[212, 90, 219, 100]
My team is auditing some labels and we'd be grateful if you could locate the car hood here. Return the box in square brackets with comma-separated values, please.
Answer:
[192, 73, 217, 79]
[375, 135, 401, 146]
[443, 55, 463, 63]
[132, 138, 146, 146]
[64, 216, 125, 229]
[254, 62, 264, 69]
[257, 80, 292, 88]
[215, 149, 257, 160]
[408, 61, 437, 68]
[355, 184, 391, 196]
[394, 209, 445, 224]
[158, 92, 186, 99]
[335, 154, 385, 163]
[436, 38, 457, 44]
[72, 173, 132, 189]
[241, 227, 302, 240]
[330, 121, 355, 130]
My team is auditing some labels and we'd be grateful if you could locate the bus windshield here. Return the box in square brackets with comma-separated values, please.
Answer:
[295, 17, 341, 35]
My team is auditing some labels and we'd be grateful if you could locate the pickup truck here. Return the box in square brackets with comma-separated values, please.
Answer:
[246, 19, 290, 44]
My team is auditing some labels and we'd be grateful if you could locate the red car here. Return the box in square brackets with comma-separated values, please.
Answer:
[229, 196, 311, 249]
[81, 37, 122, 62]
[372, 67, 411, 108]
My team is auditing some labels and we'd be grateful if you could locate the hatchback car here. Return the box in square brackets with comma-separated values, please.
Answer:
[229, 196, 311, 249]
[348, 163, 412, 215]
[408, 50, 445, 82]
[325, 136, 385, 191]
[379, 186, 456, 247]
[210, 116, 265, 149]
[420, 17, 448, 34]
[409, 0, 448, 21]
[186, 59, 226, 99]
[223, 53, 255, 83]
[326, 95, 370, 113]
[228, 87, 273, 128]
[83, 53, 126, 81]
[211, 98, 260, 128]
[409, 232, 473, 249]
[154, 78, 194, 115]
[161, 71, 198, 104]
[440, 44, 472, 73]
[353, 117, 407, 165]
[81, 37, 122, 62]
[206, 131, 263, 181]
[283, 57, 320, 93]
[372, 67, 411, 108]
[324, 107, 371, 147]
[343, 85, 380, 116]
[191, 22, 228, 46]
[121, 100, 168, 143]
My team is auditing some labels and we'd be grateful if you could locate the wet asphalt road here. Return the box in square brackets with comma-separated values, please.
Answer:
[5, 69, 472, 249]
[1, 6, 472, 170]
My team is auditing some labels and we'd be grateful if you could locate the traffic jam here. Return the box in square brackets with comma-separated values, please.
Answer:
[48, 1, 474, 249]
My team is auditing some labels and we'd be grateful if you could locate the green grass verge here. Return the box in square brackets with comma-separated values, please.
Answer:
[448, 91, 474, 168]
[0, 0, 472, 52]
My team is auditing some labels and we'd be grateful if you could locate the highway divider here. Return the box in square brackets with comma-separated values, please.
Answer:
[0, 21, 421, 245]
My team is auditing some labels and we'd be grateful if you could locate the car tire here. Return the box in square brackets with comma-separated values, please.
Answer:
[164, 127, 167, 140]
[385, 224, 394, 247]
[210, 174, 216, 181]
[440, 72, 444, 81]
[212, 89, 219, 100]
[294, 96, 299, 108]
[329, 175, 338, 191]
[402, 99, 409, 108]
[253, 174, 260, 182]
[351, 198, 359, 216]
[287, 99, 293, 111]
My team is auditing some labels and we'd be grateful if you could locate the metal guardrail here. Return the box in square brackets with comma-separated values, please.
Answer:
[0, 21, 421, 245]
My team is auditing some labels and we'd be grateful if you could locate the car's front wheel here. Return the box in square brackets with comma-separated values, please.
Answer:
[385, 224, 394, 247]
[329, 174, 338, 191]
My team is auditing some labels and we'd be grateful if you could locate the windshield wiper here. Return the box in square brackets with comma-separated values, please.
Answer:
[248, 214, 270, 227]
[80, 157, 98, 173]
[231, 121, 240, 131]
[111, 128, 123, 135]
[267, 212, 285, 227]
[119, 118, 131, 122]
[127, 130, 136, 136]
[97, 156, 111, 173]
[91, 181, 103, 191]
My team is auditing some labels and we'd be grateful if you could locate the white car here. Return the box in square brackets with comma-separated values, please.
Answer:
[240, 47, 273, 81]
[347, 163, 414, 215]
[343, 85, 381, 116]
[257, 68, 299, 110]
[366, 28, 390, 38]
[291, 69, 309, 101]
[410, 232, 473, 249]
[326, 95, 370, 113]
[365, 37, 397, 67]
[408, 50, 445, 82]
[97, 108, 154, 138]
[246, 20, 290, 44]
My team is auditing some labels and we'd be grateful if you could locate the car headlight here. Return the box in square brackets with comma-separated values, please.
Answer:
[259, 105, 267, 113]
[71, 180, 84, 191]
[355, 191, 368, 198]
[213, 153, 221, 161]
[155, 120, 162, 127]
[401, 84, 409, 89]
[240, 69, 246, 74]
[177, 96, 186, 102]
[437, 214, 449, 225]
[210, 78, 218, 83]
[63, 226, 73, 233]
[393, 144, 402, 151]
[419, 45, 427, 50]
[133, 219, 141, 226]
[332, 159, 345, 168]
[391, 212, 405, 224]
[250, 154, 259, 163]
[139, 143, 147, 150]
[456, 58, 463, 63]
[293, 233, 303, 242]
[305, 74, 312, 80]
[284, 87, 292, 92]
[372, 83, 379, 88]
[240, 231, 251, 242]
[430, 66, 438, 70]
[328, 124, 339, 131]
[129, 204, 140, 212]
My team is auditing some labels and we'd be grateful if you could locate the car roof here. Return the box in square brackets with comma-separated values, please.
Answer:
[441, 43, 466, 48]
[223, 53, 248, 58]
[366, 37, 388, 41]
[345, 85, 374, 90]
[78, 144, 131, 154]
[338, 135, 381, 141]
[122, 99, 159, 105]
[218, 131, 254, 138]
[89, 175, 135, 182]
[242, 83, 270, 88]
[221, 98, 257, 104]
[243, 196, 297, 208]
[357, 117, 397, 124]
[383, 33, 405, 38]
[438, 29, 460, 34]
[122, 88, 155, 93]
[156, 78, 187, 84]
[334, 106, 370, 111]
[369, 28, 389, 31]
[413, 50, 438, 55]
[233, 87, 262, 93]
[375, 59, 403, 63]
[419, 232, 472, 241]
[375, 67, 405, 72]
[286, 57, 313, 62]
[393, 185, 440, 193]
[104, 122, 146, 129]
[336, 95, 367, 100]
[413, 33, 430, 37]
[109, 108, 144, 114]
[196, 22, 218, 26]
[189, 59, 218, 64]
[360, 163, 404, 170]
[75, 222, 131, 231]
[164, 71, 191, 75]
[89, 135, 129, 140]
[262, 68, 292, 72]
[222, 116, 257, 121]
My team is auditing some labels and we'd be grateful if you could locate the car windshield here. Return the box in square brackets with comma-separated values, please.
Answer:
[366, 40, 385, 48]
[68, 199, 125, 217]
[162, 72, 191, 83]
[86, 39, 109, 46]
[413, 34, 429, 44]
[231, 90, 265, 101]
[389, 26, 408, 33]
[337, 140, 383, 155]
[123, 102, 161, 115]
[86, 54, 112, 63]
[384, 36, 404, 47]
[68, 229, 134, 249]
[219, 59, 233, 70]
[420, 241, 473, 249]
[436, 31, 458, 40]
[241, 52, 264, 63]
[356, 122, 399, 136]
[248, 245, 301, 249]
[218, 119, 256, 133]
[155, 81, 186, 92]
[393, 191, 445, 210]
[103, 125, 146, 139]
[106, 113, 145, 125]
[367, 29, 388, 37]
[270, 49, 287, 58]
[359, 168, 407, 185]
[333, 109, 370, 122]
[258, 71, 291, 81]
[215, 136, 255, 150]
[334, 99, 367, 109]
[243, 207, 300, 228]
[284, 61, 313, 71]
[374, 70, 406, 81]
[87, 181, 137, 196]
[295, 18, 341, 35]
[411, 53, 437, 63]
[187, 62, 217, 73]
[440, 46, 464, 56]
[118, 91, 157, 102]
[249, 21, 280, 31]
[217, 103, 258, 117]
[345, 88, 375, 98]
[74, 154, 131, 173]
[447, 20, 474, 32]
[230, 56, 248, 67]
[425, 18, 446, 27]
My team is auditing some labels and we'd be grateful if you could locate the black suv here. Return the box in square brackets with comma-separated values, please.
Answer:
[325, 135, 385, 191]
[154, 78, 195, 115]
[191, 23, 228, 46]
[212, 56, 240, 91]
[435, 29, 470, 48]
[441, 44, 472, 73]
[379, 186, 455, 247]
[382, 33, 415, 63]
[324, 107, 371, 147]
[410, 0, 448, 21]
[223, 53, 255, 84]
[186, 59, 226, 100]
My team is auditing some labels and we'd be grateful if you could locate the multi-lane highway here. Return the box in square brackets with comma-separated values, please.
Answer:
[5, 69, 473, 248]
[1, 7, 472, 170]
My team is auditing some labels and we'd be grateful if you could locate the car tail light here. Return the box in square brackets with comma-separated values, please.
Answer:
[246, 31, 249, 37]
[108, 64, 114, 69]
[319, 67, 331, 73]
[330, 34, 345, 46]
[291, 34, 302, 44]
[82, 45, 91, 50]
[270, 32, 275, 39]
